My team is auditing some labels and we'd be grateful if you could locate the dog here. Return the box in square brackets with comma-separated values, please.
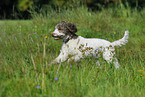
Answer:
[51, 21, 129, 69]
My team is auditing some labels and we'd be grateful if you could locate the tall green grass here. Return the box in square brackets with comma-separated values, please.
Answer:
[0, 6, 145, 97]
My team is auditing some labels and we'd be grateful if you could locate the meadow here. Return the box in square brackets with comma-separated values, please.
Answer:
[0, 6, 145, 97]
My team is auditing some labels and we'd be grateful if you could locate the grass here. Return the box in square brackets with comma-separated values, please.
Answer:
[0, 6, 145, 97]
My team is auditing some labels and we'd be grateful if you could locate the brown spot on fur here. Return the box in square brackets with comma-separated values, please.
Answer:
[78, 44, 93, 53]
[77, 39, 80, 45]
[86, 43, 88, 46]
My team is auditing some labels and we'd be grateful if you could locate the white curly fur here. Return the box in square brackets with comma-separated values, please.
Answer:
[51, 22, 129, 69]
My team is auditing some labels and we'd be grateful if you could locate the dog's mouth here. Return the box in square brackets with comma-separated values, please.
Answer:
[54, 37, 61, 40]
[52, 34, 64, 40]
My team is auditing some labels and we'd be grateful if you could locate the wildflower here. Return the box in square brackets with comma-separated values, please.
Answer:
[36, 36, 37, 38]
[106, 38, 108, 40]
[25, 74, 27, 76]
[70, 65, 72, 68]
[138, 70, 145, 76]
[51, 32, 53, 34]
[138, 70, 144, 73]
[37, 85, 40, 89]
[49, 29, 51, 31]
[4, 32, 6, 36]
[45, 36, 48, 39]
[114, 32, 116, 34]
[95, 48, 98, 53]
[55, 77, 58, 81]
[30, 39, 32, 41]
[35, 32, 37, 34]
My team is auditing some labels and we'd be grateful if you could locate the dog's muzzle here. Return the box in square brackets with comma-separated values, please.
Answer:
[52, 33, 64, 40]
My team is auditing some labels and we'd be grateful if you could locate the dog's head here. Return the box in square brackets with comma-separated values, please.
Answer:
[52, 22, 78, 42]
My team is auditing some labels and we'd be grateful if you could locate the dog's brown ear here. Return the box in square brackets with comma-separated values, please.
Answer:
[67, 23, 77, 33]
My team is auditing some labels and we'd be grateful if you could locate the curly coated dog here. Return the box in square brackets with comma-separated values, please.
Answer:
[51, 21, 129, 69]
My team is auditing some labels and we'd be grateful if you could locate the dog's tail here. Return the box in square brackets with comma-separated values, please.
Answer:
[111, 31, 129, 47]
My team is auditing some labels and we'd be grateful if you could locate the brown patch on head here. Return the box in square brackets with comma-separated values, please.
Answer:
[55, 22, 77, 34]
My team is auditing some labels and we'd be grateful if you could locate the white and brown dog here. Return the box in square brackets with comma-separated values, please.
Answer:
[51, 21, 129, 69]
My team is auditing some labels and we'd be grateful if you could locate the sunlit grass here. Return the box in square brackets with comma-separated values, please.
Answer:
[0, 7, 145, 97]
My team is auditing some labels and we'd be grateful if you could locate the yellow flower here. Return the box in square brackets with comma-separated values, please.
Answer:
[138, 70, 144, 73]
[51, 32, 53, 34]
[45, 36, 48, 38]
[114, 32, 116, 34]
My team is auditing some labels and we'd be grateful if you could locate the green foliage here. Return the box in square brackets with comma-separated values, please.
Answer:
[0, 6, 145, 97]
[13, 0, 145, 12]
[1, 0, 145, 19]
[17, 0, 33, 11]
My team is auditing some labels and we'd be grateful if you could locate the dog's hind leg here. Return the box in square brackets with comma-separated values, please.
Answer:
[112, 58, 120, 69]
[103, 50, 120, 69]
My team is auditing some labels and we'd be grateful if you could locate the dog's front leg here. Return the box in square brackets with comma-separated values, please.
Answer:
[51, 52, 68, 64]
[67, 55, 82, 63]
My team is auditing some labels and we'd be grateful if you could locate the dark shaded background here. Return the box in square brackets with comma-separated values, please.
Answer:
[0, 0, 144, 19]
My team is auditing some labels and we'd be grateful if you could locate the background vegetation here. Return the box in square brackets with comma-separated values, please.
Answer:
[0, 0, 145, 19]
[0, 0, 145, 97]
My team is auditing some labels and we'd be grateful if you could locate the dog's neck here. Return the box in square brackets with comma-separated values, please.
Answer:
[63, 34, 78, 43]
